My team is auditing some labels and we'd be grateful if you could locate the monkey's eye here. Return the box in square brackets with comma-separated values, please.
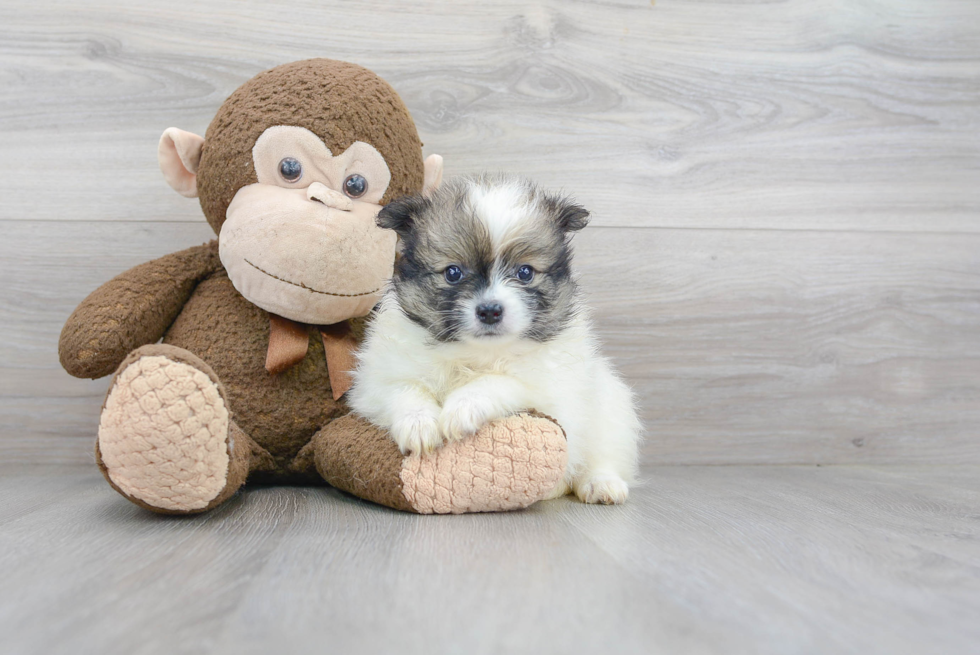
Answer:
[516, 264, 534, 282]
[278, 157, 303, 183]
[344, 174, 368, 198]
[444, 265, 463, 284]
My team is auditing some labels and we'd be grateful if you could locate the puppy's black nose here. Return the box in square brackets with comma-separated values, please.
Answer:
[476, 303, 504, 325]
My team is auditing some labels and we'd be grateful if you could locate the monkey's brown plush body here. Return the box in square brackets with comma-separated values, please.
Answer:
[59, 59, 567, 515]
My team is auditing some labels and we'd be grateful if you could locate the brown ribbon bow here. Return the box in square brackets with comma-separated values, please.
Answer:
[265, 314, 358, 400]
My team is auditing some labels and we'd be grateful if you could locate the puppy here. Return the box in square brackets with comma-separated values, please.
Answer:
[349, 174, 641, 504]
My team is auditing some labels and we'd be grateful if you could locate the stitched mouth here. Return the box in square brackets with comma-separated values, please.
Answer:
[244, 259, 381, 298]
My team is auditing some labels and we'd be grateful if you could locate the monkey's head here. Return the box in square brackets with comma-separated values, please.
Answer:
[158, 59, 443, 325]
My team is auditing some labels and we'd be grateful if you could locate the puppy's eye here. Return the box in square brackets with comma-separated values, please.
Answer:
[344, 174, 368, 198]
[516, 264, 534, 282]
[444, 265, 463, 284]
[279, 157, 303, 183]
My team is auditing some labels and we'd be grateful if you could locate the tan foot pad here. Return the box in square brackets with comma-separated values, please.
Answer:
[98, 355, 230, 512]
[403, 413, 568, 514]
[315, 412, 567, 514]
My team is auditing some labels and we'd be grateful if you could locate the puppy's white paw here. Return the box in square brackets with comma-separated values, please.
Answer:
[574, 472, 629, 505]
[390, 410, 442, 456]
[438, 392, 496, 443]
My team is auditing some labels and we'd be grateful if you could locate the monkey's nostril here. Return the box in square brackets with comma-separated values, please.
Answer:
[476, 303, 504, 325]
[306, 183, 354, 211]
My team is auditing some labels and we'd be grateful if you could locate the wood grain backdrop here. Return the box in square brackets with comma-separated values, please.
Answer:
[1, 0, 977, 464]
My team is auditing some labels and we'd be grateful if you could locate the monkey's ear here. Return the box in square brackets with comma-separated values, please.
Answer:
[158, 128, 205, 198]
[552, 197, 590, 233]
[377, 195, 429, 237]
[422, 154, 444, 197]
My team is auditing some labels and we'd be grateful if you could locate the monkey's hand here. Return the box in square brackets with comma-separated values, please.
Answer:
[59, 241, 221, 379]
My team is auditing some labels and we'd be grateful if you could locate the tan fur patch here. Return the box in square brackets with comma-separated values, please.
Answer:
[98, 355, 231, 511]
[399, 413, 567, 514]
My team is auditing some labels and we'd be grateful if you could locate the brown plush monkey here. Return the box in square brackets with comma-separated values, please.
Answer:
[59, 59, 566, 514]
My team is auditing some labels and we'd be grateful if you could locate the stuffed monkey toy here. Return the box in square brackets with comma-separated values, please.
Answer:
[59, 59, 566, 515]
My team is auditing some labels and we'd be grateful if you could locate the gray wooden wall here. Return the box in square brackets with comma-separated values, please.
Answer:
[2, 0, 977, 465]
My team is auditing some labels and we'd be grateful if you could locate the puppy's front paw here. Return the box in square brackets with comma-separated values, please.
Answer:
[574, 472, 629, 505]
[390, 410, 442, 456]
[438, 393, 497, 443]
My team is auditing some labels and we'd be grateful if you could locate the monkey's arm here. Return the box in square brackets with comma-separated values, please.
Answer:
[59, 241, 221, 379]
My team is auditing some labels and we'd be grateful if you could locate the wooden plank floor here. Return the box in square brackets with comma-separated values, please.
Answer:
[2, 460, 979, 655]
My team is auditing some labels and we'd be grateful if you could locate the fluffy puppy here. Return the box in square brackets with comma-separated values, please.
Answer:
[349, 175, 640, 504]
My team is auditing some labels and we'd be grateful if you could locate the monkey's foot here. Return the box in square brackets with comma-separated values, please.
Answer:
[97, 345, 239, 513]
[312, 411, 568, 514]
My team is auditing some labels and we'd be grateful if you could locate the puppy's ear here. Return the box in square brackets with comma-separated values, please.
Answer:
[549, 196, 590, 233]
[377, 195, 430, 237]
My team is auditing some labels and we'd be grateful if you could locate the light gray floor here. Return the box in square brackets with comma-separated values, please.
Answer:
[2, 460, 979, 655]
